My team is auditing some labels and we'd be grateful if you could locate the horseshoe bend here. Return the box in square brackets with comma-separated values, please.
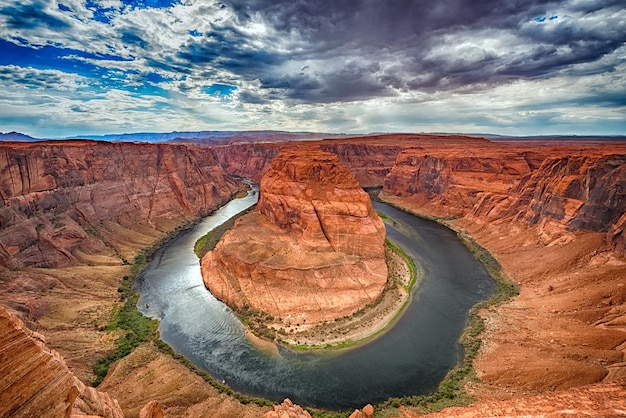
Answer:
[1, 134, 626, 417]
[201, 147, 390, 331]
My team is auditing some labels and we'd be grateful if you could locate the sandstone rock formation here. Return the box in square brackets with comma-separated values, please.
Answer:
[382, 145, 626, 251]
[348, 404, 375, 418]
[0, 140, 242, 270]
[0, 306, 124, 418]
[138, 400, 164, 418]
[262, 398, 312, 418]
[378, 138, 626, 401]
[202, 147, 387, 324]
[414, 379, 626, 418]
[214, 142, 283, 182]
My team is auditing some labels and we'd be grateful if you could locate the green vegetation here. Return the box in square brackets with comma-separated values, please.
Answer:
[385, 239, 417, 290]
[194, 205, 256, 259]
[93, 217, 206, 385]
[456, 232, 520, 304]
[92, 253, 158, 385]
[376, 210, 396, 225]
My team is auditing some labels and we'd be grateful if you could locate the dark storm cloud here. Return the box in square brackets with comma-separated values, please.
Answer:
[121, 31, 149, 49]
[227, 0, 544, 45]
[0, 1, 71, 30]
[177, 25, 285, 74]
[214, 0, 625, 102]
[253, 62, 391, 103]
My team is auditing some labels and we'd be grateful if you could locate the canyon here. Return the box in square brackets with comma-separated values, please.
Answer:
[0, 135, 625, 417]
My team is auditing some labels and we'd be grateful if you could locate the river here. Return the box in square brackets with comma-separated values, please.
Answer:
[134, 187, 496, 409]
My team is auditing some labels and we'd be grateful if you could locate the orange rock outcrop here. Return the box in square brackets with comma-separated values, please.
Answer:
[0, 306, 124, 418]
[414, 379, 626, 418]
[202, 147, 387, 324]
[263, 398, 312, 418]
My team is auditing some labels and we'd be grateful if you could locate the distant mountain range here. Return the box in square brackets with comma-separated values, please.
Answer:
[65, 130, 355, 144]
[0, 131, 39, 142]
[0, 130, 354, 145]
[2, 130, 625, 144]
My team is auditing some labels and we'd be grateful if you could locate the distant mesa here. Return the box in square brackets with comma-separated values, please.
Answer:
[201, 147, 388, 325]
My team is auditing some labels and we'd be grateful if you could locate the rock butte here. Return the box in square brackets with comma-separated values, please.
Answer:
[0, 134, 625, 417]
[201, 147, 387, 324]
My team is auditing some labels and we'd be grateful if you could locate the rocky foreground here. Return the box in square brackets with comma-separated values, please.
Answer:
[201, 147, 387, 325]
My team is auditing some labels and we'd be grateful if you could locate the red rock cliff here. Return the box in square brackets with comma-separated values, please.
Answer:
[202, 147, 387, 324]
[213, 135, 413, 187]
[382, 145, 626, 251]
[0, 141, 242, 269]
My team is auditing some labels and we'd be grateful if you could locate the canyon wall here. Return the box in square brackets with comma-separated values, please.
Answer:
[202, 147, 388, 324]
[214, 134, 423, 187]
[0, 140, 245, 407]
[318, 139, 405, 186]
[0, 140, 242, 270]
[378, 140, 626, 407]
[382, 146, 626, 250]
[1, 135, 624, 417]
[213, 143, 283, 183]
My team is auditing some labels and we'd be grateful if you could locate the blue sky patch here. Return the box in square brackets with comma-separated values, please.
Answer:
[203, 83, 238, 97]
[122, 0, 180, 10]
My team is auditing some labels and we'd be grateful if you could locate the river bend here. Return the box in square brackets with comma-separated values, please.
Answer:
[134, 188, 495, 409]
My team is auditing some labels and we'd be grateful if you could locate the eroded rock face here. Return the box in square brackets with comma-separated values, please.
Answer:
[379, 139, 626, 401]
[202, 147, 387, 324]
[382, 146, 626, 250]
[262, 398, 312, 418]
[0, 307, 124, 418]
[0, 140, 242, 269]
[258, 148, 386, 257]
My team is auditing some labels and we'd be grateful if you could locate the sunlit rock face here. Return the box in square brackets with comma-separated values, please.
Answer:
[0, 140, 241, 269]
[382, 147, 626, 250]
[0, 307, 125, 418]
[258, 147, 387, 257]
[202, 147, 387, 324]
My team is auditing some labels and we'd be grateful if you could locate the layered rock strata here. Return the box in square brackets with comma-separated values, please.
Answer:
[382, 146, 626, 251]
[0, 140, 242, 270]
[202, 147, 387, 324]
[0, 307, 124, 418]
[378, 140, 626, 402]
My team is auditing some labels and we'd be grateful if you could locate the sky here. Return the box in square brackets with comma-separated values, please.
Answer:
[0, 0, 625, 138]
